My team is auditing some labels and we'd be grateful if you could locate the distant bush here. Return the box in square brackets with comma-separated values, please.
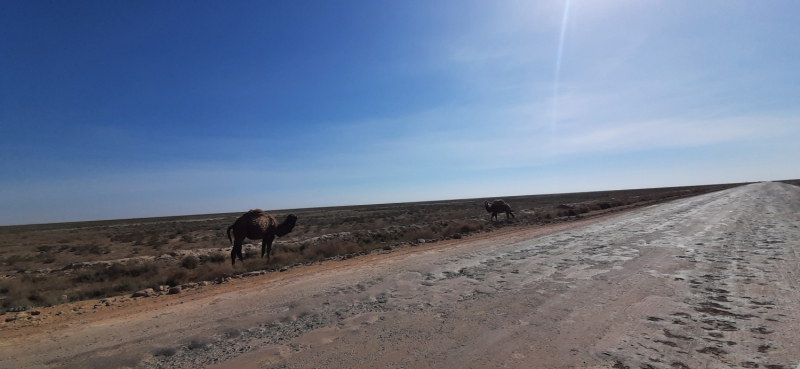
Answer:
[67, 243, 107, 255]
[36, 245, 54, 253]
[4, 255, 31, 266]
[110, 233, 140, 243]
[147, 235, 168, 249]
[39, 255, 56, 264]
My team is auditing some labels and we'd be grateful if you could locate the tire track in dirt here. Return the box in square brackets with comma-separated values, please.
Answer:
[595, 183, 800, 369]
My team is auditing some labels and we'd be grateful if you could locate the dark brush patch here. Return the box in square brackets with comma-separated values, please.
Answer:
[697, 346, 727, 356]
[693, 307, 754, 318]
[612, 360, 630, 369]
[699, 301, 730, 310]
[708, 295, 730, 302]
[654, 340, 678, 347]
[152, 347, 177, 357]
[751, 326, 774, 334]
[701, 319, 738, 331]
[663, 329, 693, 341]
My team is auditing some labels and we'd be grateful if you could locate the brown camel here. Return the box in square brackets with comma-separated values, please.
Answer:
[485, 200, 515, 221]
[226, 209, 298, 266]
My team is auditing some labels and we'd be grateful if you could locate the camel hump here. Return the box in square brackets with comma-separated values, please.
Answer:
[235, 209, 274, 227]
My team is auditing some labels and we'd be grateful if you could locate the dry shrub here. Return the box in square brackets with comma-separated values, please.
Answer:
[3, 255, 32, 266]
[36, 245, 54, 253]
[557, 209, 579, 217]
[165, 269, 189, 287]
[74, 262, 160, 284]
[303, 240, 359, 260]
[39, 255, 56, 264]
[153, 347, 177, 357]
[276, 243, 300, 253]
[200, 253, 226, 264]
[442, 220, 484, 237]
[244, 249, 259, 259]
[181, 255, 199, 269]
[402, 228, 435, 241]
[3, 270, 116, 309]
[192, 263, 231, 282]
[70, 244, 104, 255]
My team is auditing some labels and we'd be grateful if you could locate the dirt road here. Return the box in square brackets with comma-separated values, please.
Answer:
[2, 182, 799, 368]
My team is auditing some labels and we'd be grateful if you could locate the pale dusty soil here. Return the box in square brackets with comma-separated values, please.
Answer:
[1, 182, 799, 369]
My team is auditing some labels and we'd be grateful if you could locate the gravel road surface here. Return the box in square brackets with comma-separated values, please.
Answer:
[1, 182, 798, 369]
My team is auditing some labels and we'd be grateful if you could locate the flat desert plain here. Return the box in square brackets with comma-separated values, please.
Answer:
[1, 182, 799, 368]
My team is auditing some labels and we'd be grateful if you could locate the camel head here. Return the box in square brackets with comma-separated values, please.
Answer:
[484, 201, 492, 213]
[276, 214, 298, 237]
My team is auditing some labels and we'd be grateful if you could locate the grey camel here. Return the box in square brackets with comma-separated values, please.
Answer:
[485, 200, 515, 221]
[226, 209, 298, 266]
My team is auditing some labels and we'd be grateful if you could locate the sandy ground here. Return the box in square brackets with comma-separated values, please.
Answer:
[1, 182, 798, 369]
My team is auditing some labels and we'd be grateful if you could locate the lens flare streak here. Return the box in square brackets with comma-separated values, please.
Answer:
[551, 0, 571, 153]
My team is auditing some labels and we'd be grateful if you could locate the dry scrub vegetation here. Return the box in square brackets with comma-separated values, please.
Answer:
[0, 183, 744, 312]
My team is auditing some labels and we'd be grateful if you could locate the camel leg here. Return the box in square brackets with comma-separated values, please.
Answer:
[231, 238, 244, 266]
[262, 234, 275, 263]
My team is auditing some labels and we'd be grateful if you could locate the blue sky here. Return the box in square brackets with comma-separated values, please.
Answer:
[1, 1, 799, 225]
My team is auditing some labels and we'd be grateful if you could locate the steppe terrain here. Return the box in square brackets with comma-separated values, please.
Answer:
[2, 181, 799, 368]
[0, 183, 738, 311]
